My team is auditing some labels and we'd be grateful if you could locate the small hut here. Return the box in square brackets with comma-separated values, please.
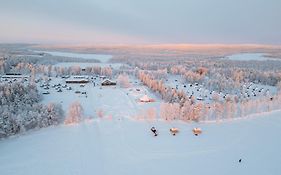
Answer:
[139, 95, 154, 102]
[101, 79, 116, 86]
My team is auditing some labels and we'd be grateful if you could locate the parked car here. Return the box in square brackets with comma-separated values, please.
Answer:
[42, 91, 50, 95]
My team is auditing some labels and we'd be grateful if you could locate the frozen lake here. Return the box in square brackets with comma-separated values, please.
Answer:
[54, 62, 123, 69]
[225, 53, 280, 61]
[38, 51, 112, 63]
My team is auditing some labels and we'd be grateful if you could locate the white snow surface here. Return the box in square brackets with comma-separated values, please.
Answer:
[1, 110, 281, 175]
[38, 77, 161, 118]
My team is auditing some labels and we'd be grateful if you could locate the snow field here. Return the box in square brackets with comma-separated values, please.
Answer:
[1, 110, 281, 175]
[38, 76, 162, 120]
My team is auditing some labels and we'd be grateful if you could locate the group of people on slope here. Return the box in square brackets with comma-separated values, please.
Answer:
[150, 127, 202, 136]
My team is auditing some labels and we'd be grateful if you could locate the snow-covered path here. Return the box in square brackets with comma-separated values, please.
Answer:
[1, 111, 281, 175]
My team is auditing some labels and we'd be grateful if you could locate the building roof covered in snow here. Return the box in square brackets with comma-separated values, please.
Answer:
[140, 95, 153, 102]
[65, 76, 90, 83]
[65, 78, 89, 84]
[101, 79, 116, 86]
[1, 74, 30, 79]
[72, 76, 89, 79]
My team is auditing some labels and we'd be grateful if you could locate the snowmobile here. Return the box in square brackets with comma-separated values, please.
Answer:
[192, 128, 202, 136]
[170, 127, 179, 136]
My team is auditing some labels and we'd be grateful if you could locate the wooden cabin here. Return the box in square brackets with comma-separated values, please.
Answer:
[101, 79, 116, 86]
[139, 95, 154, 102]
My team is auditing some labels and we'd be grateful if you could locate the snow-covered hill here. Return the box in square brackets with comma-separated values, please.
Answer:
[1, 110, 281, 175]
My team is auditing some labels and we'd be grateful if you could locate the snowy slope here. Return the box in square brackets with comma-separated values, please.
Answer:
[1, 110, 281, 175]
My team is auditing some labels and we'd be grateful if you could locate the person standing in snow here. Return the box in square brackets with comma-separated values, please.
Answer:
[151, 127, 158, 136]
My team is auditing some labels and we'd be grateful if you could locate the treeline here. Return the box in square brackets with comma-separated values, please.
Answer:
[128, 57, 281, 94]
[137, 71, 281, 122]
[136, 93, 281, 122]
[1, 61, 114, 78]
[138, 70, 186, 104]
[53, 65, 113, 77]
[0, 54, 100, 71]
[0, 53, 101, 75]
[0, 83, 64, 138]
[159, 93, 281, 122]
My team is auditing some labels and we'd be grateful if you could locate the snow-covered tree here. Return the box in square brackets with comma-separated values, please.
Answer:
[0, 83, 64, 138]
[160, 103, 180, 121]
[117, 74, 130, 88]
[277, 81, 281, 94]
[97, 109, 104, 118]
[64, 101, 84, 124]
[146, 108, 157, 121]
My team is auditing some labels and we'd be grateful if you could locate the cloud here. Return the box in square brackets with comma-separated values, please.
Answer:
[0, 0, 281, 44]
[0, 14, 147, 44]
